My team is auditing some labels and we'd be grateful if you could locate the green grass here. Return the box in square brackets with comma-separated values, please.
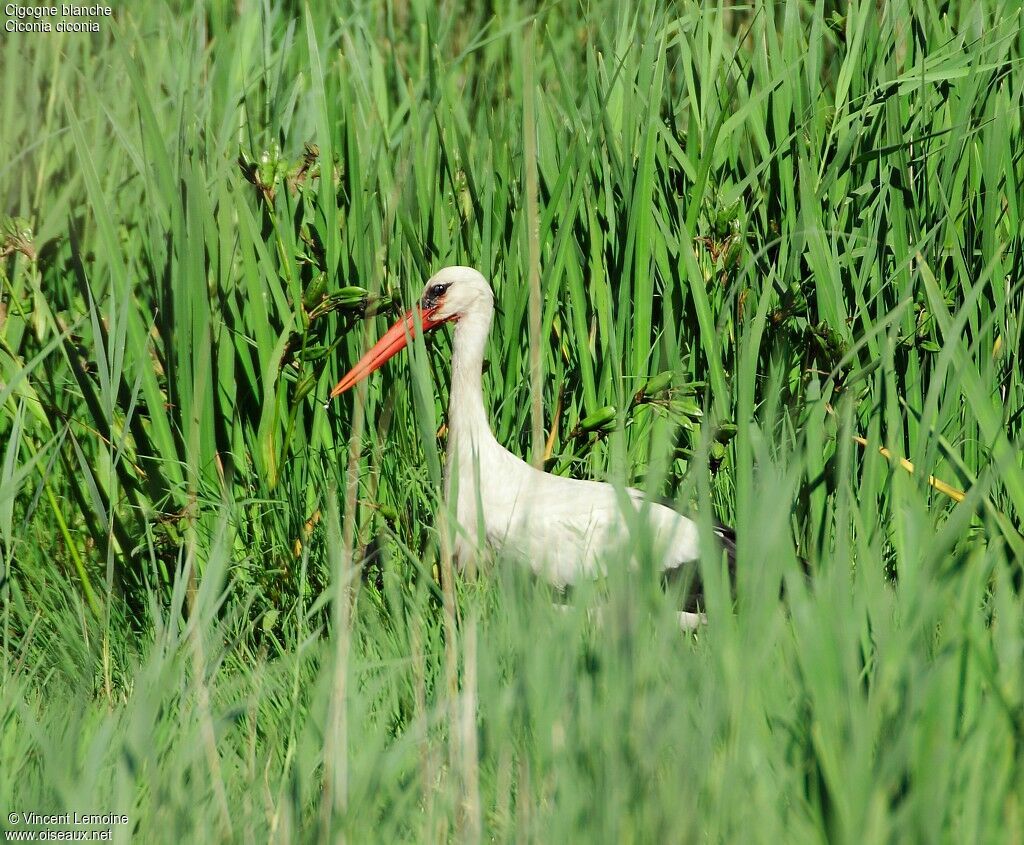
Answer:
[2, 0, 1023, 840]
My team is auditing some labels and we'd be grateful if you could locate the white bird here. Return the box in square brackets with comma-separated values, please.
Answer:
[329, 266, 734, 626]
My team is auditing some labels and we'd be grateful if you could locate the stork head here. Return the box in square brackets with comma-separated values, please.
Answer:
[328, 265, 493, 399]
[418, 265, 493, 323]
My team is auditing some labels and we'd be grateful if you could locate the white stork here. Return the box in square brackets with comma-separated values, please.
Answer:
[329, 266, 734, 627]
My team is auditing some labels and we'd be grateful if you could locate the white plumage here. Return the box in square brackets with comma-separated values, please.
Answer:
[331, 266, 721, 625]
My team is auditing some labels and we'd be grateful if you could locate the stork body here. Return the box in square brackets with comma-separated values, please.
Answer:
[331, 267, 714, 604]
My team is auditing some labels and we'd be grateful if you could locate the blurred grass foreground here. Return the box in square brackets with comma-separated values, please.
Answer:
[2, 1, 1024, 841]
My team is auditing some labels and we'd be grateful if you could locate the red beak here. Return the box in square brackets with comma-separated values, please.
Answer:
[328, 304, 449, 399]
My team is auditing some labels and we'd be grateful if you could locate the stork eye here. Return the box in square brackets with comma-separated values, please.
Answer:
[429, 283, 449, 298]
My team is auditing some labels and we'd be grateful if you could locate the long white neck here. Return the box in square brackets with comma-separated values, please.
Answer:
[445, 297, 508, 565]
[447, 301, 495, 450]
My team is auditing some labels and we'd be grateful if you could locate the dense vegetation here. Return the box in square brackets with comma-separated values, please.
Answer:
[2, 0, 1023, 840]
